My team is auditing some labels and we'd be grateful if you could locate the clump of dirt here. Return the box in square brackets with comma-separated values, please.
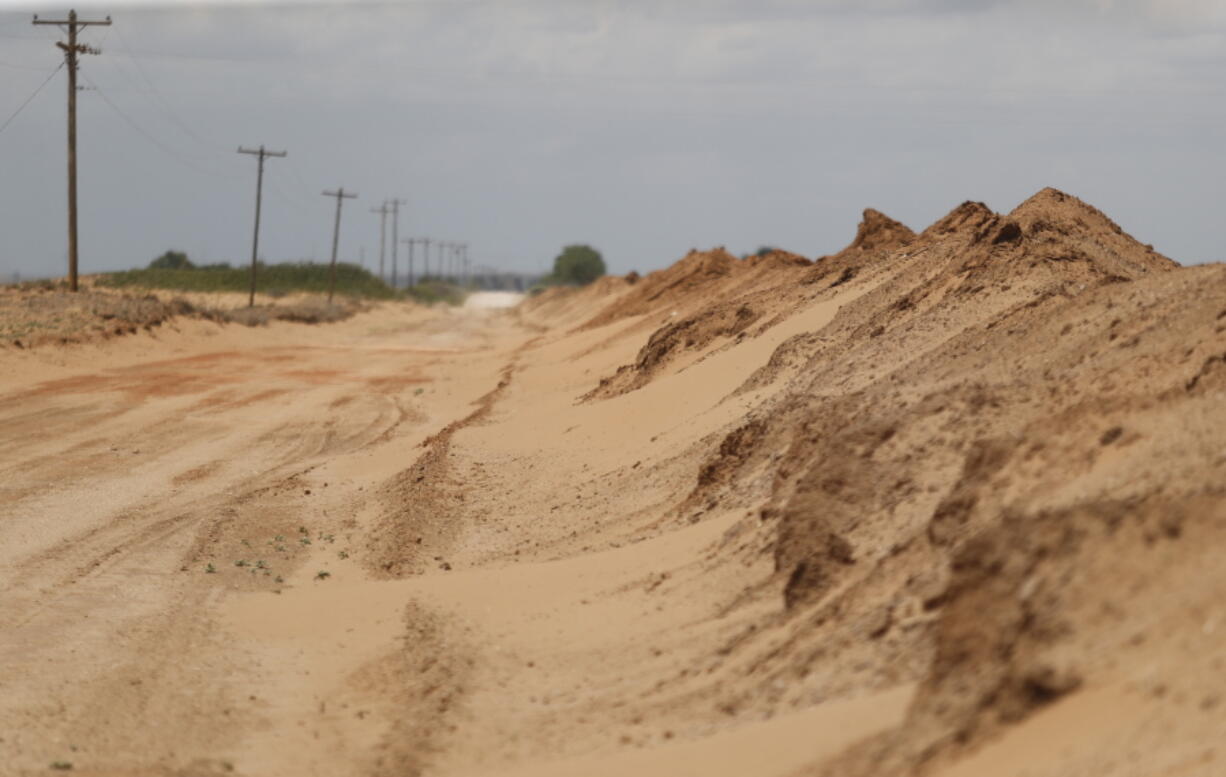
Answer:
[803, 208, 916, 287]
[843, 208, 917, 256]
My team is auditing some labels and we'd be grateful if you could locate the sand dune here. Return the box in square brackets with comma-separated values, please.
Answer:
[1, 187, 1223, 776]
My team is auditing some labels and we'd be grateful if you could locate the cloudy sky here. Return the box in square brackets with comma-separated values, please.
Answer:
[1, 0, 1224, 281]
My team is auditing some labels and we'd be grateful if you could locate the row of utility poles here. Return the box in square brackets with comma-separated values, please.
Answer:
[368, 202, 471, 289]
[33, 8, 471, 305]
[233, 148, 365, 307]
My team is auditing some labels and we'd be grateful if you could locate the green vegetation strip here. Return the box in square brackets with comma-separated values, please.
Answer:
[97, 262, 397, 299]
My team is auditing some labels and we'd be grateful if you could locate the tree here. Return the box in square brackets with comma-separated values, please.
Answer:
[149, 250, 193, 270]
[551, 244, 605, 286]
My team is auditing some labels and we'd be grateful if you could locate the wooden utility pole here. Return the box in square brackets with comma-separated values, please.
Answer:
[237, 145, 287, 306]
[402, 238, 415, 288]
[388, 198, 405, 289]
[437, 241, 447, 282]
[33, 9, 111, 292]
[322, 187, 358, 304]
[420, 237, 432, 279]
[370, 201, 390, 283]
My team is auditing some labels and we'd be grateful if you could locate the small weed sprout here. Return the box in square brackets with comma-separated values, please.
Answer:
[274, 575, 284, 584]
[234, 559, 248, 568]
[50, 762, 73, 771]
[338, 550, 349, 560]
[315, 570, 331, 581]
[299, 537, 312, 546]
[255, 560, 268, 570]
[205, 563, 217, 574]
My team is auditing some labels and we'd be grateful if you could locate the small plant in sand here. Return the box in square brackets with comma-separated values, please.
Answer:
[299, 536, 312, 546]
[255, 560, 268, 570]
[205, 563, 216, 574]
[315, 570, 331, 581]
[338, 550, 349, 560]
[50, 761, 73, 771]
[234, 559, 248, 568]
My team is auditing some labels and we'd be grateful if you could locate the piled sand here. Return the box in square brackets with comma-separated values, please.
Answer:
[502, 186, 1223, 776]
[1, 187, 1222, 777]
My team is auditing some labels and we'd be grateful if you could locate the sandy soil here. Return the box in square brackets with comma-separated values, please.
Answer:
[3, 189, 1224, 777]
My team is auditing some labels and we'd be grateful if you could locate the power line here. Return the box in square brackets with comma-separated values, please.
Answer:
[0, 59, 59, 72]
[0, 62, 63, 137]
[80, 73, 240, 182]
[109, 25, 216, 151]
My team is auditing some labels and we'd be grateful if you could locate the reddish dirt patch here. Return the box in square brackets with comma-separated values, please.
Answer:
[365, 374, 431, 391]
[281, 369, 346, 384]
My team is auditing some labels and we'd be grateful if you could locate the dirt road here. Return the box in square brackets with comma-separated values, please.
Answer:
[0, 302, 522, 775]
[1, 291, 905, 776]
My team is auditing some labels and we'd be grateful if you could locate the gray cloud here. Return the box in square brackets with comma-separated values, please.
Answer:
[1, 0, 1224, 281]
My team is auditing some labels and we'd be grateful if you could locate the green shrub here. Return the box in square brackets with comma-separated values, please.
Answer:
[149, 250, 193, 270]
[548, 245, 605, 286]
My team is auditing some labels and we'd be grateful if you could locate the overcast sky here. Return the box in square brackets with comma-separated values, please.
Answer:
[1, 0, 1224, 280]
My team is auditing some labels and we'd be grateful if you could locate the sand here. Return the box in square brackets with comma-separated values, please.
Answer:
[2, 187, 1224, 777]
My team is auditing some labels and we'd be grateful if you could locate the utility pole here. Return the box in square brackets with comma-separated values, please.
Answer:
[402, 238, 415, 287]
[322, 187, 358, 304]
[437, 241, 447, 282]
[33, 9, 111, 292]
[420, 237, 432, 280]
[389, 198, 405, 289]
[237, 145, 287, 306]
[370, 201, 390, 282]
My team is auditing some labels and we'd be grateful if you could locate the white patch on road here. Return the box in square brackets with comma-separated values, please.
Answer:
[465, 291, 525, 309]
